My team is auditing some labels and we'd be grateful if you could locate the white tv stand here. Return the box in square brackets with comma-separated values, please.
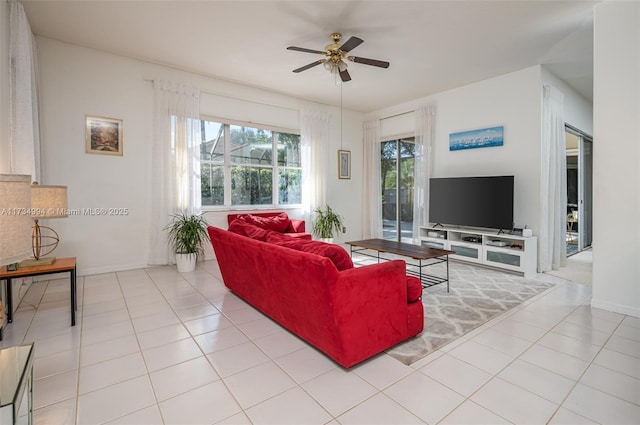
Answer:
[419, 226, 537, 278]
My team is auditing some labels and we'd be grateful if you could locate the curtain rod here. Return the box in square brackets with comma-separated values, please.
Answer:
[380, 109, 415, 121]
[143, 77, 302, 113]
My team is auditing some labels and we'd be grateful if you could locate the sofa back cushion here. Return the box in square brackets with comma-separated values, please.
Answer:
[228, 219, 273, 241]
[229, 212, 291, 233]
[266, 233, 354, 271]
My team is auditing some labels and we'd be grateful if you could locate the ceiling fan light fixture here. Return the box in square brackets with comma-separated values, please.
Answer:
[338, 60, 348, 72]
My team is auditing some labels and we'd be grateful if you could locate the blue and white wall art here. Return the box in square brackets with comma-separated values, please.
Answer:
[449, 126, 504, 151]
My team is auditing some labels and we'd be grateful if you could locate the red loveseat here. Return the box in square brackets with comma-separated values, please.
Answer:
[227, 212, 312, 240]
[208, 225, 424, 368]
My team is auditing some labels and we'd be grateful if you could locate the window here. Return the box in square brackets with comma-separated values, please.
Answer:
[199, 118, 301, 207]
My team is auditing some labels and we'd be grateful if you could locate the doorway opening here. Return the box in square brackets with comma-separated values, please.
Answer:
[565, 125, 593, 256]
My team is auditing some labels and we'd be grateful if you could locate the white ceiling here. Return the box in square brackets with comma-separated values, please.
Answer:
[22, 0, 596, 113]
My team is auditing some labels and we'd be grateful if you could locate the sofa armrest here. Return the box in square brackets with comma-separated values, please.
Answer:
[289, 219, 306, 233]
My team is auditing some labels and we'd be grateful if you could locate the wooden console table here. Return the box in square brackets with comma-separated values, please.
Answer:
[0, 258, 77, 333]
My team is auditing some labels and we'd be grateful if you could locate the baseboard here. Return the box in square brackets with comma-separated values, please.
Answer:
[591, 298, 640, 318]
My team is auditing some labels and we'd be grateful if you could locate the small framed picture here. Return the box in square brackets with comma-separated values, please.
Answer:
[338, 149, 351, 179]
[85, 115, 123, 156]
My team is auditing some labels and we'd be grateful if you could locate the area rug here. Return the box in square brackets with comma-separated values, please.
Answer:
[353, 257, 554, 366]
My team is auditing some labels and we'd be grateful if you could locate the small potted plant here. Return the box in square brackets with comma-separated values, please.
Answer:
[165, 211, 209, 272]
[312, 205, 345, 243]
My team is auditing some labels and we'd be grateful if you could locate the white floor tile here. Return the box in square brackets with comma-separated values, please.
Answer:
[80, 334, 140, 367]
[33, 348, 80, 380]
[33, 369, 78, 410]
[150, 356, 220, 401]
[471, 327, 532, 357]
[592, 348, 640, 379]
[439, 400, 511, 424]
[563, 383, 640, 424]
[214, 411, 253, 425]
[520, 344, 590, 380]
[419, 353, 492, 397]
[552, 321, 610, 346]
[548, 407, 598, 424]
[78, 352, 147, 394]
[104, 405, 164, 425]
[236, 317, 285, 340]
[336, 392, 422, 425]
[384, 371, 465, 424]
[537, 331, 602, 362]
[77, 375, 156, 425]
[142, 338, 203, 372]
[471, 378, 558, 424]
[131, 311, 180, 333]
[498, 358, 576, 404]
[274, 346, 337, 384]
[159, 380, 242, 425]
[173, 303, 219, 322]
[448, 340, 514, 374]
[223, 306, 266, 325]
[245, 387, 332, 425]
[34, 397, 76, 425]
[253, 330, 306, 358]
[302, 368, 377, 417]
[580, 363, 640, 405]
[491, 317, 549, 342]
[605, 334, 640, 358]
[194, 326, 250, 354]
[183, 313, 234, 336]
[352, 354, 413, 390]
[206, 341, 270, 378]
[225, 361, 296, 408]
[136, 322, 191, 350]
[622, 315, 640, 329]
[615, 323, 640, 342]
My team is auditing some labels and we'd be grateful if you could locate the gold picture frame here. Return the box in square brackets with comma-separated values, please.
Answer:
[85, 115, 123, 156]
[338, 149, 351, 179]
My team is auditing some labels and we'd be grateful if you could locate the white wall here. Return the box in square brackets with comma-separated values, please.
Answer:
[36, 37, 363, 275]
[0, 0, 10, 172]
[541, 67, 593, 136]
[370, 66, 543, 234]
[591, 1, 640, 317]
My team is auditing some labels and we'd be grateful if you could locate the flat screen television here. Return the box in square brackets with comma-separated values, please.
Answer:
[429, 176, 514, 230]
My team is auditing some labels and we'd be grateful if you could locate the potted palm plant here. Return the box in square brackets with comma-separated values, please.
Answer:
[166, 211, 209, 272]
[312, 205, 345, 243]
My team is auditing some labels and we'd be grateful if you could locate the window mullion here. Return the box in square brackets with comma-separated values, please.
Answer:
[273, 132, 279, 206]
[223, 124, 232, 206]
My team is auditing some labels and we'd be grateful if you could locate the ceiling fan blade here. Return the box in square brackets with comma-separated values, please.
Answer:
[339, 69, 351, 82]
[339, 36, 363, 53]
[292, 60, 324, 73]
[350, 56, 390, 68]
[287, 46, 326, 55]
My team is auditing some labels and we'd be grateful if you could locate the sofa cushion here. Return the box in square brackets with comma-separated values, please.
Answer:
[237, 213, 291, 232]
[266, 234, 354, 271]
[406, 276, 422, 303]
[228, 219, 272, 241]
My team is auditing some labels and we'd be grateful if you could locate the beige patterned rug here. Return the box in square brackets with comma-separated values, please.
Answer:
[351, 255, 554, 365]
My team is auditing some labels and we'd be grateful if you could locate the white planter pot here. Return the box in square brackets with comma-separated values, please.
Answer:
[319, 238, 334, 244]
[176, 253, 196, 273]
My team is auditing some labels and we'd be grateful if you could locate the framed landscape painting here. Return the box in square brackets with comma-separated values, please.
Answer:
[338, 149, 351, 179]
[86, 115, 123, 156]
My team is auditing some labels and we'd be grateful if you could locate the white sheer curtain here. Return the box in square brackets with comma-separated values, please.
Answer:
[362, 119, 382, 238]
[413, 105, 436, 243]
[148, 80, 201, 265]
[301, 109, 329, 217]
[8, 0, 41, 179]
[539, 85, 567, 272]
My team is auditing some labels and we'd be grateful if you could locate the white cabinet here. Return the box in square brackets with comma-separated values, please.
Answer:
[419, 226, 537, 277]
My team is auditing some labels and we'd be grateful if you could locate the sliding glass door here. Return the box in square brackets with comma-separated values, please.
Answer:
[380, 138, 415, 242]
[565, 126, 593, 255]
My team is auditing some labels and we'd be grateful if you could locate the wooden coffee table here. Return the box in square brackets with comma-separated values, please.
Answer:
[346, 239, 454, 292]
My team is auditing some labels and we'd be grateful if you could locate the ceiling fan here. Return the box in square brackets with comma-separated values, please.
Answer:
[287, 33, 390, 82]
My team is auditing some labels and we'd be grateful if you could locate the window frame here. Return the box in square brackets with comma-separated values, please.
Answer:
[199, 115, 302, 211]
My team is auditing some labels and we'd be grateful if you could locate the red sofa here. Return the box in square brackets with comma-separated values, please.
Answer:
[227, 212, 311, 239]
[208, 225, 424, 368]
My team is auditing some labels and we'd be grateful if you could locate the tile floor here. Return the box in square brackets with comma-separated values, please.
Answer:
[1, 258, 639, 425]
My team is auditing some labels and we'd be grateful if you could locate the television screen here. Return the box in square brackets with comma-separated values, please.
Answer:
[429, 176, 514, 230]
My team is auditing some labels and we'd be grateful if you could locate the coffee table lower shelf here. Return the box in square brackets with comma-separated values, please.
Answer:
[346, 239, 454, 292]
